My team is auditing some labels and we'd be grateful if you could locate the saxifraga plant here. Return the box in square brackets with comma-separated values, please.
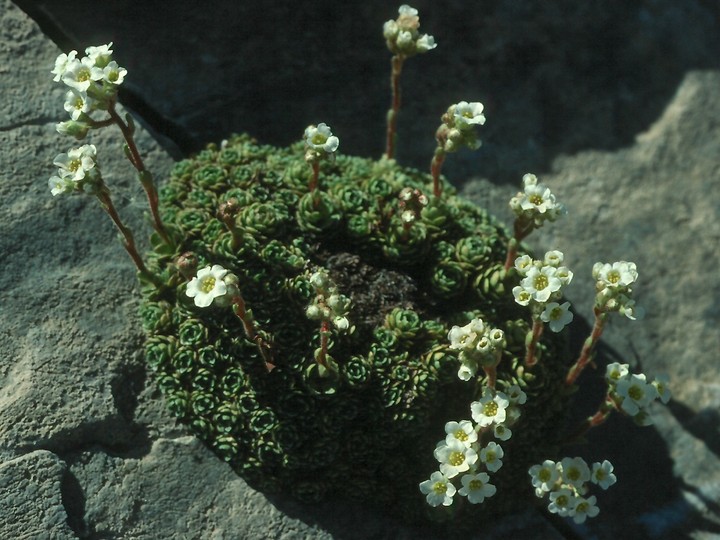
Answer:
[47, 5, 670, 532]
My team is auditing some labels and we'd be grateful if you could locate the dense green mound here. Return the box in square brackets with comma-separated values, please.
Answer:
[140, 134, 569, 525]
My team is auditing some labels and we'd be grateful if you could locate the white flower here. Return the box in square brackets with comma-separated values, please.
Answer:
[479, 441, 504, 472]
[514, 254, 534, 275]
[605, 362, 630, 385]
[522, 173, 538, 188]
[53, 144, 97, 181]
[415, 33, 437, 52]
[419, 471, 456, 507]
[652, 374, 671, 404]
[84, 43, 114, 67]
[453, 101, 486, 130]
[186, 265, 230, 308]
[493, 424, 512, 441]
[520, 183, 555, 214]
[304, 123, 339, 154]
[594, 261, 638, 290]
[548, 488, 576, 517]
[457, 360, 477, 381]
[458, 472, 496, 504]
[505, 384, 527, 405]
[470, 389, 510, 427]
[529, 460, 560, 492]
[555, 266, 574, 286]
[102, 61, 127, 85]
[398, 4, 419, 18]
[434, 439, 478, 478]
[444, 420, 478, 447]
[540, 301, 574, 333]
[543, 250, 564, 267]
[448, 318, 483, 351]
[570, 495, 600, 523]
[616, 373, 659, 416]
[591, 460, 617, 490]
[51, 50, 78, 82]
[520, 265, 562, 303]
[512, 285, 532, 306]
[63, 89, 93, 121]
[62, 56, 103, 92]
[559, 457, 591, 489]
[48, 175, 74, 196]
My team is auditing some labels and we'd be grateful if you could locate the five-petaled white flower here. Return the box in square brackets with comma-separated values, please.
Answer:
[593, 261, 638, 290]
[52, 50, 78, 82]
[63, 89, 93, 121]
[529, 460, 560, 492]
[419, 471, 456, 507]
[186, 265, 231, 308]
[479, 441, 504, 472]
[591, 460, 617, 490]
[548, 487, 576, 517]
[453, 101, 486, 130]
[53, 144, 97, 181]
[571, 495, 600, 524]
[615, 373, 659, 416]
[520, 265, 562, 303]
[458, 472, 496, 504]
[540, 301, 574, 332]
[560, 457, 591, 489]
[444, 420, 478, 448]
[434, 438, 478, 478]
[304, 123, 339, 154]
[470, 388, 510, 427]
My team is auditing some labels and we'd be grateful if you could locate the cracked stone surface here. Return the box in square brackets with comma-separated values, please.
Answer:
[2, 0, 720, 538]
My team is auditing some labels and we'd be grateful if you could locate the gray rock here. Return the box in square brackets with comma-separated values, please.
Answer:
[0, 450, 74, 539]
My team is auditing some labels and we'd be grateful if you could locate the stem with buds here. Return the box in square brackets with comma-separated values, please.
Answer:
[231, 293, 275, 372]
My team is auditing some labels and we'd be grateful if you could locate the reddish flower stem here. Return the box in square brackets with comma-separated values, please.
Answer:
[430, 150, 446, 198]
[566, 309, 607, 385]
[316, 320, 331, 369]
[107, 102, 173, 248]
[95, 187, 162, 288]
[231, 294, 275, 372]
[524, 318, 545, 367]
[562, 396, 614, 445]
[385, 55, 405, 160]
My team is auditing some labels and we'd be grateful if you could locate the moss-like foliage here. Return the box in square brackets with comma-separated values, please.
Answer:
[141, 134, 569, 529]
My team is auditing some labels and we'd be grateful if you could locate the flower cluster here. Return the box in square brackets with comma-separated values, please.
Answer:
[592, 261, 642, 320]
[51, 43, 127, 139]
[509, 173, 566, 230]
[186, 264, 237, 308]
[48, 144, 101, 196]
[529, 457, 616, 524]
[420, 385, 526, 507]
[448, 318, 505, 381]
[435, 101, 486, 153]
[383, 4, 437, 57]
[606, 362, 670, 425]
[512, 251, 574, 332]
[305, 270, 352, 333]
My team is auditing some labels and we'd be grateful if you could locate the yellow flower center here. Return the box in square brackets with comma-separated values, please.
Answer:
[608, 270, 620, 284]
[432, 481, 447, 495]
[68, 159, 81, 172]
[448, 451, 465, 467]
[539, 469, 552, 482]
[312, 134, 326, 145]
[454, 429, 468, 442]
[108, 70, 118, 82]
[200, 276, 216, 293]
[567, 468, 580, 481]
[468, 479, 483, 490]
[533, 274, 549, 290]
[529, 193, 543, 205]
[483, 401, 498, 417]
[556, 494, 569, 507]
[628, 385, 643, 400]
